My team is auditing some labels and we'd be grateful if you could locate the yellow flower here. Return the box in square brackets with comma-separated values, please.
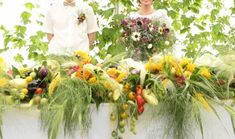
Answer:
[0, 78, 8, 87]
[183, 71, 192, 79]
[175, 66, 183, 76]
[107, 68, 118, 77]
[179, 58, 191, 67]
[124, 82, 130, 92]
[103, 81, 112, 90]
[19, 67, 31, 76]
[145, 60, 162, 72]
[0, 57, 5, 71]
[48, 74, 61, 96]
[88, 76, 97, 83]
[74, 50, 91, 61]
[116, 72, 127, 83]
[0, 57, 3, 63]
[159, 27, 163, 34]
[170, 60, 178, 68]
[195, 93, 211, 111]
[200, 67, 211, 79]
[163, 55, 174, 63]
[186, 63, 196, 73]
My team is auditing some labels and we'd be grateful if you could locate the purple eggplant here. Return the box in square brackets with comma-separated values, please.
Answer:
[38, 66, 48, 79]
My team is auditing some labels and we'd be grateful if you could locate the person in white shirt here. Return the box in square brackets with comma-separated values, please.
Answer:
[43, 0, 98, 56]
[129, 0, 171, 27]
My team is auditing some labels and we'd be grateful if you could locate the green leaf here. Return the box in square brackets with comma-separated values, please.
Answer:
[191, 6, 199, 14]
[24, 2, 34, 10]
[168, 10, 178, 19]
[102, 8, 114, 19]
[172, 21, 181, 30]
[194, 23, 205, 30]
[14, 54, 24, 63]
[20, 11, 32, 24]
[12, 65, 20, 76]
[107, 44, 126, 55]
[181, 15, 194, 27]
[231, 8, 235, 14]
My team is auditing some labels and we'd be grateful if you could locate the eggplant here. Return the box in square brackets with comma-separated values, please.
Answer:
[28, 79, 41, 88]
[38, 66, 48, 79]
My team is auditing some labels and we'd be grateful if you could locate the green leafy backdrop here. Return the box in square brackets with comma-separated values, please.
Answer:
[0, 0, 234, 62]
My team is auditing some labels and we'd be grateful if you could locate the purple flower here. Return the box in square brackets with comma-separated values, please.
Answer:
[143, 18, 151, 24]
[123, 31, 129, 37]
[130, 19, 137, 27]
[163, 28, 170, 34]
[121, 19, 128, 26]
[141, 36, 149, 43]
[137, 20, 142, 26]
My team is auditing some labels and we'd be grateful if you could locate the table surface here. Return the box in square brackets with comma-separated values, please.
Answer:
[2, 103, 235, 139]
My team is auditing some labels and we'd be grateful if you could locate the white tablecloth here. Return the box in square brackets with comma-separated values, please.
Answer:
[2, 103, 235, 139]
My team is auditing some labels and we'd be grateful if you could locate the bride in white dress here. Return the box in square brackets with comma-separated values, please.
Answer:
[127, 0, 171, 61]
[129, 0, 170, 28]
[120, 0, 172, 71]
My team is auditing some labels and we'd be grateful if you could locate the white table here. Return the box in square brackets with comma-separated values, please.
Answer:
[2, 103, 235, 139]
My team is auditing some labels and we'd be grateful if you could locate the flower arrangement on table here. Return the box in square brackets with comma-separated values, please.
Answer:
[120, 17, 175, 61]
[0, 53, 235, 139]
[142, 55, 235, 139]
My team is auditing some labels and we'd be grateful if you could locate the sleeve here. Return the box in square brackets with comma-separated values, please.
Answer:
[86, 6, 99, 34]
[43, 10, 54, 34]
[128, 12, 136, 19]
[157, 9, 171, 28]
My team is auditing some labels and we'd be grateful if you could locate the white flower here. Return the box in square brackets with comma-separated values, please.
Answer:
[147, 44, 153, 49]
[131, 32, 141, 41]
[164, 41, 170, 46]
[148, 24, 154, 32]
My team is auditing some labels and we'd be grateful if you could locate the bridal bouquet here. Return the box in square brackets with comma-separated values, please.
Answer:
[120, 17, 174, 61]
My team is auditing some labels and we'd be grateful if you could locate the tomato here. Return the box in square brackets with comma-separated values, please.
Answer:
[35, 88, 43, 95]
[110, 113, 116, 121]
[26, 76, 33, 82]
[21, 88, 28, 95]
[40, 98, 48, 105]
[119, 127, 125, 133]
[120, 112, 128, 119]
[111, 131, 117, 137]
[137, 105, 144, 114]
[33, 96, 41, 105]
[119, 120, 126, 127]
[20, 93, 26, 100]
[136, 85, 143, 95]
[29, 72, 36, 78]
[136, 95, 145, 106]
[122, 104, 129, 110]
[128, 92, 136, 100]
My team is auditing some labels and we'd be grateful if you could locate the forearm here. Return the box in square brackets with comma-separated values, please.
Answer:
[88, 32, 96, 48]
[47, 33, 54, 42]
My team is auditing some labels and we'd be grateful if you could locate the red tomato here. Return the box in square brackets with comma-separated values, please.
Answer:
[136, 95, 145, 106]
[137, 106, 144, 114]
[136, 85, 143, 95]
[35, 88, 43, 95]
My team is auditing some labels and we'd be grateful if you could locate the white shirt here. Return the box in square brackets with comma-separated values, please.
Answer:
[43, 0, 98, 56]
[129, 9, 171, 28]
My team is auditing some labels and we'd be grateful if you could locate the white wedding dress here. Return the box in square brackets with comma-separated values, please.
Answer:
[129, 9, 171, 28]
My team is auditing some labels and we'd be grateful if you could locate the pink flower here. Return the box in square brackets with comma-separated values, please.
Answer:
[141, 36, 149, 43]
[175, 76, 186, 86]
[121, 19, 128, 26]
